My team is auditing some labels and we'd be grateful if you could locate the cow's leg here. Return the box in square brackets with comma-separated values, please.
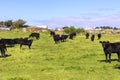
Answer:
[2, 49, 6, 57]
[20, 44, 22, 49]
[28, 45, 31, 49]
[108, 54, 111, 63]
[1, 49, 5, 57]
[105, 53, 108, 62]
[37, 36, 39, 39]
[117, 53, 120, 62]
[0, 49, 2, 57]
[28, 44, 31, 49]
[5, 46, 7, 51]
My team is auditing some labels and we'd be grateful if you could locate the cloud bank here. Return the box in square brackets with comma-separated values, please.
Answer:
[29, 14, 120, 29]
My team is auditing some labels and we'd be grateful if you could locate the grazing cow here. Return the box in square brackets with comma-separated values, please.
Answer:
[61, 34, 68, 42]
[99, 41, 120, 63]
[98, 33, 101, 40]
[91, 34, 95, 41]
[29, 33, 40, 39]
[1, 38, 15, 47]
[20, 39, 33, 49]
[85, 33, 89, 39]
[50, 31, 55, 36]
[0, 40, 7, 57]
[69, 32, 76, 39]
[53, 34, 61, 44]
[12, 38, 23, 44]
[13, 37, 28, 44]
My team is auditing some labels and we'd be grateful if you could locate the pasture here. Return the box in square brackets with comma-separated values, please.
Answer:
[0, 31, 120, 80]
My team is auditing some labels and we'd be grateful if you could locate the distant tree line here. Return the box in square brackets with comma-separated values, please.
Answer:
[95, 26, 120, 30]
[0, 19, 29, 29]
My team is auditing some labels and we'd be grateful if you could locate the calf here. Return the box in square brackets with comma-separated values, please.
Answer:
[20, 39, 33, 49]
[53, 34, 61, 44]
[91, 34, 95, 41]
[61, 34, 68, 42]
[50, 31, 55, 36]
[69, 32, 76, 39]
[85, 33, 89, 39]
[99, 41, 120, 63]
[29, 33, 40, 39]
[98, 33, 101, 40]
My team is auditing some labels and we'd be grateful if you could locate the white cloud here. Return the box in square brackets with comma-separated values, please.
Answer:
[29, 14, 120, 29]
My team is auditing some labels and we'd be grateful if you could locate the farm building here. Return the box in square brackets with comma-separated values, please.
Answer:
[24, 25, 48, 32]
[0, 26, 12, 31]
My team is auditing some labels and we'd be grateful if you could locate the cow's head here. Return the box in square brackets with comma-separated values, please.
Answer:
[99, 41, 110, 48]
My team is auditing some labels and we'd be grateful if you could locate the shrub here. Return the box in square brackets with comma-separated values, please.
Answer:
[64, 26, 85, 34]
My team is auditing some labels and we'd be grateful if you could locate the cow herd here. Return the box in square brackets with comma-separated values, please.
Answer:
[0, 31, 120, 63]
[50, 31, 76, 44]
[0, 31, 77, 57]
[85, 33, 102, 41]
[0, 32, 40, 57]
[85, 32, 120, 63]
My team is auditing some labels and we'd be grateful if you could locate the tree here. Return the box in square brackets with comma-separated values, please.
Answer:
[76, 28, 85, 33]
[64, 27, 71, 34]
[13, 19, 26, 28]
[0, 21, 4, 26]
[69, 26, 76, 32]
[64, 26, 85, 34]
[64, 26, 76, 34]
[4, 20, 13, 27]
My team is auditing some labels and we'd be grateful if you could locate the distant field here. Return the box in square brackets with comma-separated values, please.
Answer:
[0, 31, 120, 80]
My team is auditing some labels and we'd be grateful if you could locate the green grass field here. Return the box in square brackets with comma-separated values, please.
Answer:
[0, 31, 120, 80]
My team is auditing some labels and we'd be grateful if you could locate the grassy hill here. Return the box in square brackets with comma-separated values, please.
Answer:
[0, 31, 120, 80]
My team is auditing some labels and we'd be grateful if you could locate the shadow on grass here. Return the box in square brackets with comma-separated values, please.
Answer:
[0, 54, 11, 58]
[20, 47, 36, 50]
[114, 64, 120, 69]
[8, 77, 29, 80]
[98, 59, 118, 63]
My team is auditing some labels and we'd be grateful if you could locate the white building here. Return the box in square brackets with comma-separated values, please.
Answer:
[36, 25, 47, 28]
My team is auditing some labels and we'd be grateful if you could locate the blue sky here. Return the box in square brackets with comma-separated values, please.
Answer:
[0, 0, 120, 29]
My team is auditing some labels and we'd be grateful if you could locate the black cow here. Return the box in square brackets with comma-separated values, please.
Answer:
[50, 31, 55, 36]
[85, 33, 89, 39]
[91, 34, 95, 41]
[99, 41, 120, 63]
[53, 34, 61, 44]
[29, 33, 40, 39]
[60, 34, 68, 42]
[98, 33, 101, 40]
[1, 37, 29, 46]
[12, 38, 23, 44]
[20, 39, 33, 49]
[0, 38, 15, 47]
[0, 40, 7, 57]
[69, 32, 76, 39]
[13, 37, 28, 44]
